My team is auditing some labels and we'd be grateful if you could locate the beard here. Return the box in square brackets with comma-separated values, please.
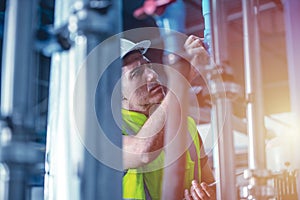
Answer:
[126, 85, 165, 113]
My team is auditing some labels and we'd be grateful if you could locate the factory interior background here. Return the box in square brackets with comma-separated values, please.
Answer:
[0, 0, 300, 199]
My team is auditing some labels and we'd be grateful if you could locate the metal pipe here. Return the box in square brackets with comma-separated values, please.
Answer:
[0, 164, 9, 200]
[202, 0, 211, 55]
[283, 0, 300, 118]
[80, 36, 123, 200]
[282, 0, 300, 197]
[205, 0, 237, 199]
[187, 1, 277, 35]
[210, 0, 229, 64]
[80, 1, 123, 199]
[242, 0, 266, 170]
[0, 0, 39, 132]
[0, 0, 42, 199]
[212, 98, 237, 199]
[44, 1, 81, 199]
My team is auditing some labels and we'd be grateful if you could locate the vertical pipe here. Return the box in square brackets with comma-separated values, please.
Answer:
[207, 0, 237, 199]
[282, 0, 300, 197]
[212, 99, 237, 199]
[202, 0, 211, 55]
[283, 0, 300, 118]
[79, 1, 122, 199]
[242, 0, 266, 170]
[0, 0, 15, 116]
[210, 0, 229, 64]
[0, 0, 39, 199]
[0, 164, 9, 200]
[44, 0, 82, 199]
[1, 0, 38, 132]
[80, 33, 123, 200]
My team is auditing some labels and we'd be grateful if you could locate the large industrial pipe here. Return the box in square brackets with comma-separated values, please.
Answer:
[0, 0, 39, 131]
[283, 0, 300, 196]
[283, 0, 300, 129]
[242, 0, 266, 170]
[208, 0, 237, 199]
[0, 0, 43, 199]
[44, 1, 83, 199]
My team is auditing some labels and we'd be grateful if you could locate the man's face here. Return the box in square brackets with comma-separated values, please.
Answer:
[122, 51, 165, 111]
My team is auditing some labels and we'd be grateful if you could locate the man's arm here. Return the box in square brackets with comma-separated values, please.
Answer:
[198, 135, 215, 184]
[201, 160, 215, 185]
[184, 133, 216, 200]
[123, 91, 177, 169]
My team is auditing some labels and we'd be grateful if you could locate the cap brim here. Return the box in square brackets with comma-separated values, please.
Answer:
[121, 40, 151, 58]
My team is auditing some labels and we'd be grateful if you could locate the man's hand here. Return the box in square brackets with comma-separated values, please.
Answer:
[183, 180, 216, 200]
[163, 35, 209, 85]
[184, 35, 210, 69]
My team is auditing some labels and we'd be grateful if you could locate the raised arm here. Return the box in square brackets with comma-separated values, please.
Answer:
[123, 91, 178, 169]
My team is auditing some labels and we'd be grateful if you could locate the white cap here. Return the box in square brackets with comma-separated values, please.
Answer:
[120, 38, 151, 58]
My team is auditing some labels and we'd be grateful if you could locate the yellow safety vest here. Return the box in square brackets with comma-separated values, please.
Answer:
[122, 109, 201, 200]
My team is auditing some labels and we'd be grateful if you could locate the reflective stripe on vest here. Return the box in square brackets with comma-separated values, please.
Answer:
[122, 109, 201, 200]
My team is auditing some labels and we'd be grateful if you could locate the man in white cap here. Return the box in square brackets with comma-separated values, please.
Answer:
[121, 35, 216, 200]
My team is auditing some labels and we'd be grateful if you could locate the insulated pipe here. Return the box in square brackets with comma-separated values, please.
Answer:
[242, 0, 266, 170]
[209, 0, 237, 199]
[202, 0, 211, 55]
